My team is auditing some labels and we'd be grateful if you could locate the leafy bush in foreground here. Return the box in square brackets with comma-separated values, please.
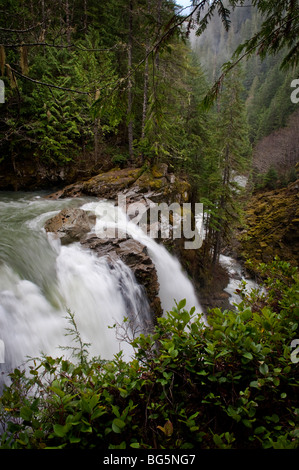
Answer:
[0, 259, 298, 449]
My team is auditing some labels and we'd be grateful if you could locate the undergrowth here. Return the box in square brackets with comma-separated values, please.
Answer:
[0, 258, 298, 449]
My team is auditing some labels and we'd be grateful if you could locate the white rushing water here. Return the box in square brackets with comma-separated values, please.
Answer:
[81, 199, 204, 316]
[0, 192, 204, 382]
[219, 254, 260, 307]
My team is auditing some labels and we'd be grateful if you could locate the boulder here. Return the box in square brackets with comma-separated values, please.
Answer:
[46, 165, 191, 205]
[80, 234, 162, 318]
[44, 208, 96, 244]
[44, 208, 162, 317]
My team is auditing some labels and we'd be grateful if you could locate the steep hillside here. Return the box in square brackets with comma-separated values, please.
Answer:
[252, 109, 299, 177]
[238, 179, 299, 272]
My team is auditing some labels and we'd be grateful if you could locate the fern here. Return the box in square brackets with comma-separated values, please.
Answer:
[60, 309, 91, 366]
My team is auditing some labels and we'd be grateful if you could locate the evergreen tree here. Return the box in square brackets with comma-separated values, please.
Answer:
[202, 65, 251, 264]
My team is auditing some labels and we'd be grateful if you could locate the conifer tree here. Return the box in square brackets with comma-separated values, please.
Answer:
[203, 65, 251, 264]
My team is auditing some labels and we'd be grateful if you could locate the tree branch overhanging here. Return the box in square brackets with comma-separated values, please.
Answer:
[6, 65, 90, 95]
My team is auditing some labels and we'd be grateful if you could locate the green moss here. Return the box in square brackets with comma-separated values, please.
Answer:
[239, 180, 299, 271]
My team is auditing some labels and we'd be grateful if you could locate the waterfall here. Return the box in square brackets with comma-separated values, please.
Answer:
[219, 254, 261, 307]
[81, 199, 205, 317]
[0, 192, 204, 383]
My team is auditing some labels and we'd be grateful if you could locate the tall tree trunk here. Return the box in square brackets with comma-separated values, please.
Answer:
[212, 229, 221, 265]
[151, 0, 162, 164]
[141, 0, 151, 141]
[41, 0, 45, 29]
[127, 0, 134, 161]
[65, 0, 71, 46]
[155, 0, 162, 71]
[141, 50, 149, 140]
[94, 119, 99, 164]
[212, 144, 231, 265]
[84, 0, 88, 31]
[41, 0, 46, 53]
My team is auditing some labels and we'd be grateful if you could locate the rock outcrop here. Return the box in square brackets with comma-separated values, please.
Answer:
[44, 206, 162, 318]
[46, 164, 191, 205]
[44, 208, 96, 244]
[80, 234, 162, 317]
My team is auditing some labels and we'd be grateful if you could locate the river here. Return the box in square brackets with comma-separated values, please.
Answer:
[0, 191, 204, 383]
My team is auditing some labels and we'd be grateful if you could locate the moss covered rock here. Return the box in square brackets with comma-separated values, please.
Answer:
[239, 180, 299, 272]
[44, 208, 96, 244]
[46, 165, 191, 205]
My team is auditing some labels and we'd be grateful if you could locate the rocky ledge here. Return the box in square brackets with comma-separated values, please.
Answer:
[46, 164, 191, 205]
[44, 206, 162, 318]
[44, 208, 96, 244]
[43, 164, 194, 317]
[81, 234, 162, 318]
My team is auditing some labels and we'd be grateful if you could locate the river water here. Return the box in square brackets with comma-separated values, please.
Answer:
[0, 191, 204, 381]
[219, 254, 260, 307]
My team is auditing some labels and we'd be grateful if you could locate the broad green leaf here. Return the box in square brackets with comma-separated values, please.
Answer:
[177, 299, 186, 310]
[243, 352, 253, 360]
[20, 406, 33, 422]
[259, 363, 269, 375]
[50, 386, 65, 398]
[112, 418, 126, 434]
[53, 423, 71, 438]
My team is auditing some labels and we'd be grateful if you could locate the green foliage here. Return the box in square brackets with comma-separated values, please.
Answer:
[194, 0, 299, 107]
[253, 165, 298, 192]
[0, 259, 298, 449]
[196, 65, 252, 263]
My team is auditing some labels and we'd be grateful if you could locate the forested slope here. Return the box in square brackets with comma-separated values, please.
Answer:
[192, 0, 299, 145]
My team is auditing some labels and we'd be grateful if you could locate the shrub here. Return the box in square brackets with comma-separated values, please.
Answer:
[0, 260, 298, 449]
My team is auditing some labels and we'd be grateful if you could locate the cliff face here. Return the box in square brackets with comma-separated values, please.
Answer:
[238, 180, 299, 271]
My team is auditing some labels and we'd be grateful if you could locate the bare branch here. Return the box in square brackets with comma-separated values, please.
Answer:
[7, 65, 89, 95]
[0, 24, 41, 33]
[1, 41, 125, 52]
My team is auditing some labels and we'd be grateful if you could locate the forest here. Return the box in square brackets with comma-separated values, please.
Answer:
[0, 0, 298, 453]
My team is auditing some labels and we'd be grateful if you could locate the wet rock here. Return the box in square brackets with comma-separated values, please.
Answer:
[46, 167, 142, 200]
[80, 233, 162, 317]
[44, 208, 96, 244]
